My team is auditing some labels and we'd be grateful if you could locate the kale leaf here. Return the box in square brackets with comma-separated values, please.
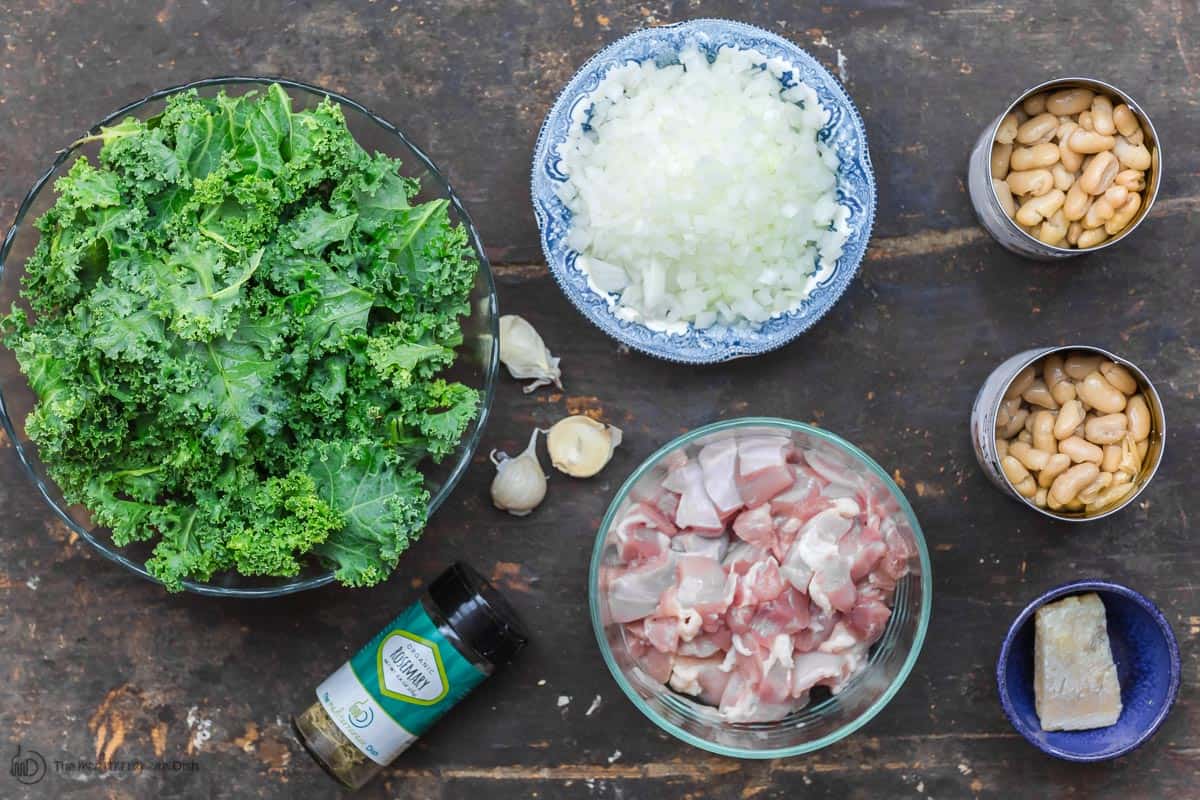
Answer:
[3, 85, 480, 590]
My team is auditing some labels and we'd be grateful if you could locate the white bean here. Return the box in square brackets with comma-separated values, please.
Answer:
[1079, 151, 1119, 195]
[1064, 353, 1103, 380]
[1114, 136, 1152, 170]
[1007, 168, 1054, 197]
[1100, 361, 1138, 395]
[1016, 189, 1065, 227]
[993, 179, 1017, 219]
[1077, 371, 1127, 413]
[1084, 413, 1128, 445]
[1104, 193, 1141, 235]
[1053, 400, 1085, 440]
[1032, 410, 1057, 454]
[1011, 143, 1060, 171]
[1038, 453, 1072, 488]
[1050, 462, 1100, 506]
[1017, 113, 1060, 145]
[1046, 88, 1095, 116]
[1112, 103, 1139, 137]
[1005, 365, 1037, 400]
[1091, 95, 1116, 136]
[1059, 435, 1104, 464]
[1126, 394, 1151, 441]
[992, 142, 1014, 180]
[1022, 93, 1047, 116]
[996, 112, 1020, 145]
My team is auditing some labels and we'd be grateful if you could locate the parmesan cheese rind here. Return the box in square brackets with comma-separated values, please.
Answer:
[1034, 593, 1123, 731]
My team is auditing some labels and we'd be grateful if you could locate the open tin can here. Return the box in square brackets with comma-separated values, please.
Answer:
[968, 77, 1162, 260]
[971, 345, 1165, 521]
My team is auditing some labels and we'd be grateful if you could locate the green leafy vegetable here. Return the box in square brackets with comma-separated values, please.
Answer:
[3, 85, 481, 590]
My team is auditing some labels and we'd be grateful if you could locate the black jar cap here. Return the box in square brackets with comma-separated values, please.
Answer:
[429, 562, 529, 667]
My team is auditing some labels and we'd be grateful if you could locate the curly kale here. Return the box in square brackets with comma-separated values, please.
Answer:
[2, 84, 481, 590]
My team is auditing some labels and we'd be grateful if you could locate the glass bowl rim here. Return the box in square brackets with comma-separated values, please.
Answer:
[0, 75, 499, 598]
[587, 416, 933, 758]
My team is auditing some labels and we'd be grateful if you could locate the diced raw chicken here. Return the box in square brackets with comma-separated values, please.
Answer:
[607, 435, 911, 723]
[732, 504, 774, 546]
[723, 541, 772, 575]
[607, 552, 678, 623]
[633, 642, 675, 684]
[676, 628, 733, 658]
[768, 465, 822, 515]
[671, 532, 730, 561]
[734, 557, 786, 606]
[675, 554, 736, 619]
[736, 436, 796, 506]
[615, 526, 671, 563]
[669, 655, 733, 705]
[665, 462, 724, 531]
[698, 438, 744, 515]
[791, 651, 853, 696]
[848, 596, 892, 645]
[643, 616, 681, 653]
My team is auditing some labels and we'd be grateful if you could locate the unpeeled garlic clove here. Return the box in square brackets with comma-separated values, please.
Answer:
[499, 314, 563, 394]
[490, 429, 548, 516]
[546, 415, 622, 478]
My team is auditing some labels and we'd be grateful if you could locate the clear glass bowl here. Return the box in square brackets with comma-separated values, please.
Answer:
[588, 418, 931, 758]
[0, 77, 498, 597]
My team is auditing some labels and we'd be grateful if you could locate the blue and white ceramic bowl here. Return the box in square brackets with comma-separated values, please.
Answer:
[530, 19, 876, 364]
[996, 580, 1181, 762]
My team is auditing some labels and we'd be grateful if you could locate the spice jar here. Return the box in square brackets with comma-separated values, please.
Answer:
[294, 562, 528, 790]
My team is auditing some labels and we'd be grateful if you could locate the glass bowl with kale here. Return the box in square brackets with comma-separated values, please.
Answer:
[0, 77, 498, 597]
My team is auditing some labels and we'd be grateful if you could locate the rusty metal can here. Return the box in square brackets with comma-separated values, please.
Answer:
[970, 345, 1165, 521]
[967, 77, 1162, 260]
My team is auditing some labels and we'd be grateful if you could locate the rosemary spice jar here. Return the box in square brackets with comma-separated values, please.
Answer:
[294, 562, 528, 790]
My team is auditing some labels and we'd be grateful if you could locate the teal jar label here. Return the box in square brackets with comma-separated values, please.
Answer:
[316, 601, 486, 765]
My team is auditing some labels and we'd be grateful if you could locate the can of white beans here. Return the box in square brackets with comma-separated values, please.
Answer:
[968, 77, 1162, 260]
[970, 345, 1165, 521]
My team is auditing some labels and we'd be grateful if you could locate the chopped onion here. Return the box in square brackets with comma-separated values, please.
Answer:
[556, 44, 851, 331]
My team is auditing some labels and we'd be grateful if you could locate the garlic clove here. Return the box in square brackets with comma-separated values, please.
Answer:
[546, 415, 622, 478]
[490, 428, 548, 516]
[499, 314, 563, 394]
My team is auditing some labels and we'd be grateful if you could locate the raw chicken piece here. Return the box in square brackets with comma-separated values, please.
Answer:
[664, 462, 724, 531]
[840, 521, 887, 582]
[790, 508, 857, 614]
[630, 639, 675, 684]
[750, 586, 811, 642]
[718, 663, 795, 723]
[653, 586, 704, 641]
[734, 557, 786, 606]
[607, 552, 678, 623]
[818, 621, 860, 654]
[643, 616, 681, 653]
[732, 504, 774, 546]
[736, 436, 796, 506]
[676, 554, 737, 619]
[791, 651, 854, 696]
[848, 596, 892, 645]
[792, 606, 838, 652]
[768, 465, 822, 516]
[804, 448, 864, 492]
[615, 526, 671, 563]
[697, 438, 744, 516]
[723, 541, 772, 575]
[671, 532, 730, 561]
[676, 628, 733, 658]
[669, 655, 733, 706]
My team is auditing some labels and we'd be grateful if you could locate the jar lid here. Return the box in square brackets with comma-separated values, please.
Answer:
[429, 562, 529, 667]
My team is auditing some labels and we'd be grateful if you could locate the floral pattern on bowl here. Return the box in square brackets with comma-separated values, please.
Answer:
[531, 18, 876, 364]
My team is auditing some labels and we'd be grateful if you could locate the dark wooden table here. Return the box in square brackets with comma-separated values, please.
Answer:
[1, 1, 1197, 798]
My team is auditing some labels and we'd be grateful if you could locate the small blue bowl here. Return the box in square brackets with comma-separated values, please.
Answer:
[530, 18, 876, 364]
[996, 580, 1181, 762]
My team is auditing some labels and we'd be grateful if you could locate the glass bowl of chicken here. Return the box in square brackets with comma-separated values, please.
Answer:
[589, 417, 932, 757]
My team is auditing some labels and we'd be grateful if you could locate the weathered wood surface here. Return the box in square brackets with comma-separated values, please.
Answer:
[1, 1, 1198, 798]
